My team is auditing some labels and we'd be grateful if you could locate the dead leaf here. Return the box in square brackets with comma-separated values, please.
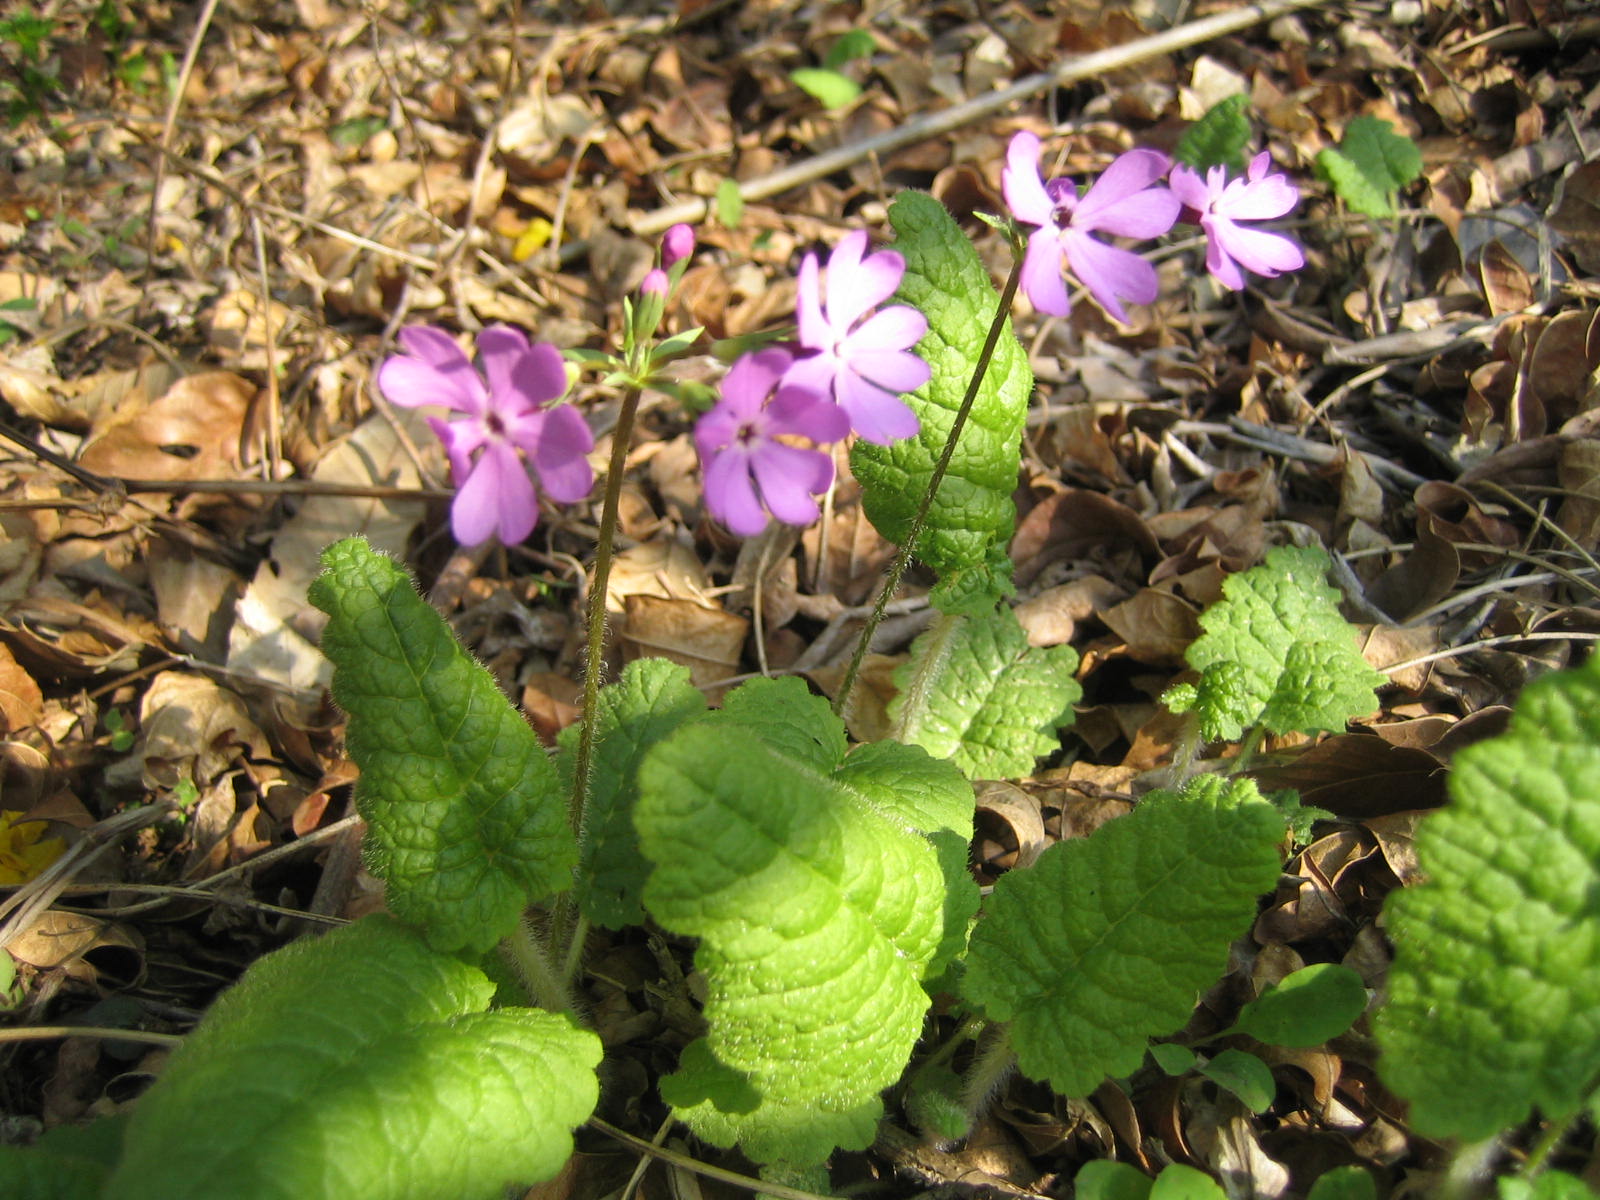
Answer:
[0, 641, 43, 732]
[618, 594, 746, 696]
[137, 671, 271, 791]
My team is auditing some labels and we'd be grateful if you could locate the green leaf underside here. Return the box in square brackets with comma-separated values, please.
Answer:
[1314, 116, 1421, 218]
[107, 916, 601, 1200]
[891, 606, 1081, 779]
[1175, 94, 1251, 172]
[851, 191, 1032, 602]
[559, 659, 705, 929]
[309, 538, 576, 954]
[637, 676, 974, 1165]
[1165, 545, 1385, 742]
[1234, 963, 1367, 1047]
[1377, 650, 1600, 1139]
[963, 776, 1283, 1097]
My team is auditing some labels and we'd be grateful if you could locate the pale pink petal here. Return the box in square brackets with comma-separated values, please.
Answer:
[846, 347, 930, 395]
[1082, 186, 1181, 239]
[512, 341, 569, 408]
[1019, 228, 1072, 317]
[768, 387, 851, 442]
[749, 442, 831, 526]
[1219, 174, 1300, 221]
[1165, 165, 1211, 211]
[828, 242, 905, 333]
[836, 371, 920, 445]
[476, 326, 532, 407]
[378, 349, 484, 414]
[795, 253, 828, 350]
[1072, 149, 1172, 225]
[454, 440, 537, 546]
[1002, 131, 1056, 226]
[1211, 218, 1304, 280]
[1204, 234, 1246, 292]
[1246, 150, 1273, 182]
[530, 405, 595, 502]
[662, 223, 696, 267]
[704, 450, 768, 537]
[723, 348, 793, 417]
[1062, 231, 1158, 323]
[843, 305, 927, 355]
[398, 326, 474, 374]
[429, 416, 481, 484]
[780, 350, 840, 402]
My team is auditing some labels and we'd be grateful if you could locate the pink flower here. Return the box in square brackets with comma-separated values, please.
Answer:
[696, 348, 850, 536]
[782, 230, 929, 445]
[662, 223, 696, 268]
[640, 268, 669, 297]
[1002, 131, 1181, 323]
[377, 325, 594, 547]
[1168, 151, 1304, 291]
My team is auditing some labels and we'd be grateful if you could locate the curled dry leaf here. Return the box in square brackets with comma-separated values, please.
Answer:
[0, 641, 43, 733]
[136, 671, 271, 792]
[618, 593, 747, 697]
[78, 371, 255, 484]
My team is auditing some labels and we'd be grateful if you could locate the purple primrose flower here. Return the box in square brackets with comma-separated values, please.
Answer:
[782, 230, 929, 446]
[1002, 131, 1181, 323]
[662, 223, 696, 268]
[696, 347, 850, 537]
[1168, 151, 1305, 291]
[377, 325, 594, 547]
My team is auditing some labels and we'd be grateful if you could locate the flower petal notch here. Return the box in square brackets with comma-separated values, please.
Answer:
[1169, 151, 1304, 290]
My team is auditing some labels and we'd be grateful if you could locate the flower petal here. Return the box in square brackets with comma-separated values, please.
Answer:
[1019, 228, 1072, 317]
[430, 416, 484, 483]
[828, 238, 904, 333]
[779, 350, 840, 403]
[749, 441, 831, 526]
[1209, 218, 1304, 281]
[1218, 174, 1300, 221]
[453, 440, 537, 546]
[530, 405, 595, 502]
[1002, 131, 1056, 227]
[379, 328, 487, 413]
[1073, 148, 1172, 222]
[1166, 164, 1212, 211]
[722, 348, 793, 417]
[795, 253, 829, 350]
[1082, 184, 1181, 240]
[476, 326, 532, 408]
[835, 370, 921, 445]
[704, 449, 768, 537]
[843, 304, 927, 355]
[512, 340, 570, 409]
[1062, 231, 1157, 323]
[768, 386, 851, 443]
[845, 347, 930, 396]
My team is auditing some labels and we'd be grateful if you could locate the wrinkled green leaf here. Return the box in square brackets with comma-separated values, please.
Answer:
[1163, 545, 1385, 742]
[1232, 963, 1367, 1047]
[1314, 116, 1421, 218]
[963, 776, 1283, 1096]
[789, 67, 860, 109]
[891, 607, 1080, 779]
[1377, 651, 1600, 1140]
[1200, 1048, 1275, 1113]
[852, 191, 1032, 609]
[309, 537, 575, 954]
[108, 916, 601, 1200]
[638, 677, 975, 1165]
[1174, 94, 1251, 172]
[558, 659, 705, 928]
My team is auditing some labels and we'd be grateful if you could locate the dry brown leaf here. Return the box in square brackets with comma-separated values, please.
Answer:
[618, 594, 746, 696]
[137, 671, 271, 792]
[1014, 575, 1125, 647]
[0, 641, 43, 733]
[78, 371, 255, 483]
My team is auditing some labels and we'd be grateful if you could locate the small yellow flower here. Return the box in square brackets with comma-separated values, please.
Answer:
[0, 811, 66, 886]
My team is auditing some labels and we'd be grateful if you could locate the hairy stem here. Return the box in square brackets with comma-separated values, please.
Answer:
[959, 1025, 1017, 1127]
[887, 609, 962, 743]
[832, 257, 1022, 718]
[502, 918, 573, 1014]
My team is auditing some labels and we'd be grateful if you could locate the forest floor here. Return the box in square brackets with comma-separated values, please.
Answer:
[1, 0, 1598, 1196]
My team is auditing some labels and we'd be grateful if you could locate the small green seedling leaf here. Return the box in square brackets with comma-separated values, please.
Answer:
[789, 68, 860, 109]
[823, 29, 877, 70]
[890, 607, 1080, 779]
[1076, 1160, 1155, 1200]
[328, 115, 387, 147]
[107, 916, 601, 1200]
[1149, 1041, 1197, 1075]
[963, 775, 1284, 1096]
[1498, 1173, 1597, 1200]
[309, 537, 576, 954]
[638, 676, 975, 1165]
[1174, 94, 1252, 173]
[558, 658, 705, 928]
[1377, 650, 1600, 1140]
[715, 177, 744, 228]
[904, 1059, 970, 1143]
[1163, 545, 1386, 742]
[1307, 1166, 1378, 1200]
[852, 191, 1032, 607]
[1314, 116, 1422, 218]
[1199, 1048, 1275, 1114]
[1150, 1164, 1229, 1200]
[1232, 963, 1367, 1047]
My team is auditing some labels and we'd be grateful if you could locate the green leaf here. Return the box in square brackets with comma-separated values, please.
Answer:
[1199, 1048, 1275, 1114]
[1150, 1164, 1228, 1200]
[823, 29, 877, 70]
[1149, 1041, 1197, 1075]
[715, 177, 744, 228]
[851, 191, 1032, 603]
[308, 537, 576, 954]
[1232, 963, 1367, 1047]
[904, 1059, 970, 1143]
[1163, 545, 1386, 742]
[0, 1120, 122, 1200]
[329, 115, 387, 147]
[789, 67, 860, 109]
[1307, 1166, 1378, 1200]
[637, 676, 975, 1165]
[558, 658, 705, 928]
[1174, 94, 1252, 172]
[1376, 650, 1600, 1140]
[107, 916, 601, 1200]
[1498, 1173, 1599, 1200]
[1314, 116, 1422, 218]
[890, 607, 1080, 779]
[963, 775, 1284, 1096]
[1075, 1160, 1154, 1200]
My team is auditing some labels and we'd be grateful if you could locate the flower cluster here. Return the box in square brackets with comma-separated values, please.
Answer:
[1003, 132, 1303, 321]
[695, 230, 929, 536]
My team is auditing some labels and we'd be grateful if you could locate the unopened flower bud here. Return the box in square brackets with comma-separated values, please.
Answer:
[662, 223, 696, 268]
[640, 268, 670, 297]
